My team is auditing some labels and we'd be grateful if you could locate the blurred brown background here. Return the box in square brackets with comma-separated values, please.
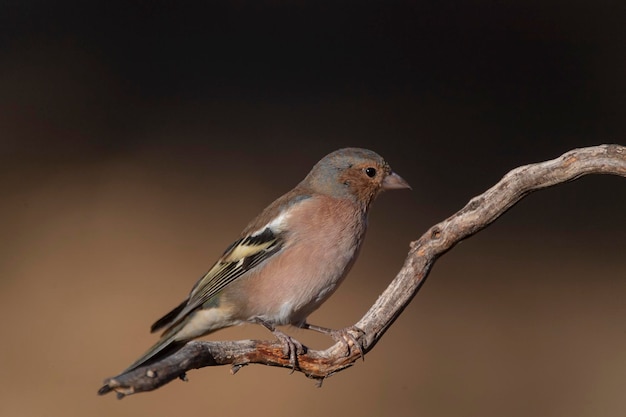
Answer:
[1, 1, 624, 417]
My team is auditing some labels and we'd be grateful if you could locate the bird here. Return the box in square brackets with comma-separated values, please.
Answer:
[119, 147, 410, 374]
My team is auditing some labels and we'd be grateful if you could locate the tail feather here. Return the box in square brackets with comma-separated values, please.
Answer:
[122, 324, 187, 373]
[150, 299, 187, 333]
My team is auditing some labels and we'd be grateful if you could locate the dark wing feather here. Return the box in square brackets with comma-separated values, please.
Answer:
[150, 299, 187, 333]
[152, 227, 283, 332]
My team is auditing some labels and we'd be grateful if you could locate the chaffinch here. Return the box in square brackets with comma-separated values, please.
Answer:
[121, 147, 410, 373]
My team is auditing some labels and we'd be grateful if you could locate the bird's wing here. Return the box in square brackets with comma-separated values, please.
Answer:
[151, 226, 284, 333]
[189, 227, 283, 311]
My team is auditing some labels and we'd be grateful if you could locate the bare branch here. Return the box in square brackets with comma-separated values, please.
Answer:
[98, 144, 626, 398]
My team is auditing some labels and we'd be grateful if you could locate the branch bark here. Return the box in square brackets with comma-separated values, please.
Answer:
[98, 144, 626, 398]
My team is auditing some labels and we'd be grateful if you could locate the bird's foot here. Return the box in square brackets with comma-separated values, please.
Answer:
[302, 323, 365, 361]
[253, 318, 305, 372]
[271, 328, 305, 372]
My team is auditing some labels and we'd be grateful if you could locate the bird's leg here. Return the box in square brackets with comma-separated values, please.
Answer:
[301, 323, 365, 361]
[253, 318, 304, 372]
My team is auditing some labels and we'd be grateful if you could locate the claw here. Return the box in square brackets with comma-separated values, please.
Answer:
[271, 328, 305, 373]
[231, 364, 245, 375]
[253, 318, 305, 372]
[302, 323, 365, 361]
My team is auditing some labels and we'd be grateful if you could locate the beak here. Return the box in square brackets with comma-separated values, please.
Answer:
[382, 171, 412, 190]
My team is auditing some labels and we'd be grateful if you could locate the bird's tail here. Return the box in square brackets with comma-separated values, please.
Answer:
[121, 323, 187, 374]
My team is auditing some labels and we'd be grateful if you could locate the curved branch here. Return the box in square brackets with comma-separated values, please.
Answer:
[98, 144, 626, 398]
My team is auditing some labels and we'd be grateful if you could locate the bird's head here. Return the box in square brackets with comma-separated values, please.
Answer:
[302, 148, 411, 208]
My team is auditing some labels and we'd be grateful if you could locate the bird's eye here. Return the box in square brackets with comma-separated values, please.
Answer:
[365, 167, 377, 178]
